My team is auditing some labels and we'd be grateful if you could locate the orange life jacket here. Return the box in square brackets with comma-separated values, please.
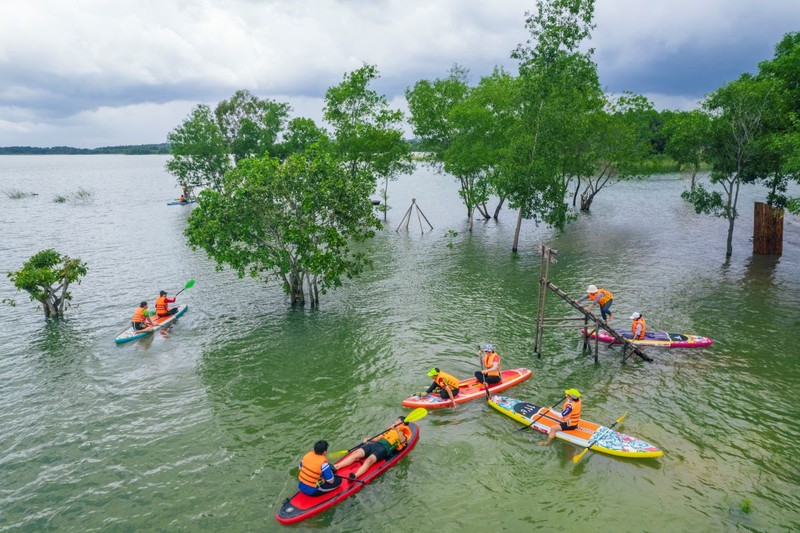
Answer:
[380, 424, 412, 452]
[631, 317, 647, 339]
[483, 351, 501, 377]
[155, 296, 169, 316]
[564, 398, 581, 426]
[131, 306, 146, 324]
[298, 451, 327, 487]
[588, 288, 613, 306]
[435, 371, 460, 390]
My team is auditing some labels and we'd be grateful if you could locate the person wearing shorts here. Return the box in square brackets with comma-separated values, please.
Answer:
[333, 416, 412, 479]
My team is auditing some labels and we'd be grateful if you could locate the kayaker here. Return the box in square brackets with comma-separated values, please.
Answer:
[475, 344, 501, 385]
[155, 290, 178, 317]
[630, 312, 646, 339]
[425, 367, 460, 408]
[131, 301, 154, 331]
[297, 440, 341, 496]
[577, 284, 614, 322]
[538, 389, 582, 445]
[178, 195, 186, 203]
[334, 416, 412, 479]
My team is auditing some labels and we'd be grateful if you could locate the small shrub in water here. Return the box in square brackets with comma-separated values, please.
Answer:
[4, 189, 36, 199]
[53, 194, 68, 203]
[740, 497, 752, 514]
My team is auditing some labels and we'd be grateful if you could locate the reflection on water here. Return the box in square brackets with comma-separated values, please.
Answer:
[0, 158, 799, 531]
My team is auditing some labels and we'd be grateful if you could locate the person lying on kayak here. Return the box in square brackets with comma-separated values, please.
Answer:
[425, 367, 460, 408]
[538, 389, 582, 446]
[629, 312, 646, 340]
[475, 344, 502, 385]
[155, 290, 178, 317]
[333, 416, 412, 479]
[577, 284, 614, 322]
[297, 440, 341, 496]
[131, 301, 155, 331]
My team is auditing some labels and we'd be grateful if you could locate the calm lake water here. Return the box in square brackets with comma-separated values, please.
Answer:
[1, 155, 798, 532]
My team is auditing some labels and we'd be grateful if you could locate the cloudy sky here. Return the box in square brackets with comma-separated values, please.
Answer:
[2, 0, 799, 148]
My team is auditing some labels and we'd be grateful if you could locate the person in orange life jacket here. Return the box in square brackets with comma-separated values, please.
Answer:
[297, 440, 341, 496]
[577, 284, 614, 321]
[333, 416, 412, 479]
[131, 301, 155, 331]
[538, 389, 582, 445]
[155, 290, 178, 317]
[425, 367, 460, 408]
[475, 344, 502, 385]
[629, 312, 646, 340]
[178, 195, 186, 203]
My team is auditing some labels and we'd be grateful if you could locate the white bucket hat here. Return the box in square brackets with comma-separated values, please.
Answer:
[587, 284, 598, 294]
[629, 312, 641, 319]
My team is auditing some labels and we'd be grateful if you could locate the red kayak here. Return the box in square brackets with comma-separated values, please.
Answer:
[401, 368, 532, 408]
[275, 423, 420, 525]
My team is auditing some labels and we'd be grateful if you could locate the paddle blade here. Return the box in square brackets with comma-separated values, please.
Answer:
[183, 279, 195, 290]
[572, 447, 590, 464]
[328, 449, 349, 461]
[404, 408, 428, 423]
[614, 412, 628, 426]
[144, 310, 157, 316]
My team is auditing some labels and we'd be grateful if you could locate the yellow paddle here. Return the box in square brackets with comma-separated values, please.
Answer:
[328, 408, 429, 460]
[572, 412, 628, 464]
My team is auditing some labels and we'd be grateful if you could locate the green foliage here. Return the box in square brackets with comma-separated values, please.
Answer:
[166, 104, 231, 192]
[53, 194, 68, 203]
[324, 64, 413, 218]
[185, 147, 380, 306]
[681, 184, 726, 217]
[740, 497, 752, 514]
[662, 110, 711, 173]
[7, 249, 88, 318]
[214, 89, 291, 162]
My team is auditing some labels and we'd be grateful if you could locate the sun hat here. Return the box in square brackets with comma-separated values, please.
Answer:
[587, 284, 598, 294]
[427, 367, 440, 377]
[630, 312, 641, 319]
[565, 388, 582, 399]
[485, 344, 493, 351]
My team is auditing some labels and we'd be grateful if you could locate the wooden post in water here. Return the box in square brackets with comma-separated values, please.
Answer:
[753, 202, 783, 256]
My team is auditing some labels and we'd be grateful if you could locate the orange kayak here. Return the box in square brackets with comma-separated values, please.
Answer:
[401, 368, 532, 408]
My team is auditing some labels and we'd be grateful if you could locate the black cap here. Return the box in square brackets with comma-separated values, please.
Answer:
[159, 290, 167, 296]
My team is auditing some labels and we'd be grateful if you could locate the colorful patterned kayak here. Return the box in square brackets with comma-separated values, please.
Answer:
[276, 423, 420, 525]
[581, 328, 712, 348]
[401, 368, 533, 408]
[488, 395, 663, 459]
[114, 304, 188, 344]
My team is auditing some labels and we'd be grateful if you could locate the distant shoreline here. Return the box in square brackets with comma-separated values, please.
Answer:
[0, 144, 170, 155]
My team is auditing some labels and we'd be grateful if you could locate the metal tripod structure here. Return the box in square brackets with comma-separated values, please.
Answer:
[395, 198, 433, 234]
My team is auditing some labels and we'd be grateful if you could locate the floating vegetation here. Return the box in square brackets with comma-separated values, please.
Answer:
[52, 188, 94, 204]
[4, 189, 37, 199]
[740, 497, 752, 514]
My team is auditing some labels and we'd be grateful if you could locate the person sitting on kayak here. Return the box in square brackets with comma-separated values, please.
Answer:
[475, 344, 501, 385]
[297, 440, 341, 496]
[630, 312, 646, 340]
[131, 301, 154, 331]
[334, 416, 412, 479]
[178, 195, 186, 203]
[577, 284, 614, 322]
[155, 290, 178, 317]
[425, 367, 460, 408]
[538, 389, 582, 446]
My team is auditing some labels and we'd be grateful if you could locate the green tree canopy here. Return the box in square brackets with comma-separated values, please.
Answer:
[7, 249, 88, 318]
[185, 146, 379, 306]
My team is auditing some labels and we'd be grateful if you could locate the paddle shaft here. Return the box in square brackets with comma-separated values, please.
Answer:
[334, 474, 366, 485]
[477, 345, 490, 400]
[516, 397, 567, 432]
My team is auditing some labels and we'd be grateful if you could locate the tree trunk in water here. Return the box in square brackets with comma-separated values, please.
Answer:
[511, 210, 523, 253]
[752, 202, 783, 256]
[725, 215, 735, 258]
[580, 193, 593, 212]
[493, 197, 505, 220]
[289, 273, 305, 305]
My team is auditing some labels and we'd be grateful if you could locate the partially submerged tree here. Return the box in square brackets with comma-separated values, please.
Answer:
[166, 104, 231, 192]
[682, 75, 784, 257]
[185, 145, 379, 306]
[6, 249, 88, 318]
[324, 65, 413, 220]
[662, 110, 711, 191]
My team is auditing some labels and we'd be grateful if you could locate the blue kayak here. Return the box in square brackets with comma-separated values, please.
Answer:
[114, 304, 188, 344]
[167, 199, 196, 206]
